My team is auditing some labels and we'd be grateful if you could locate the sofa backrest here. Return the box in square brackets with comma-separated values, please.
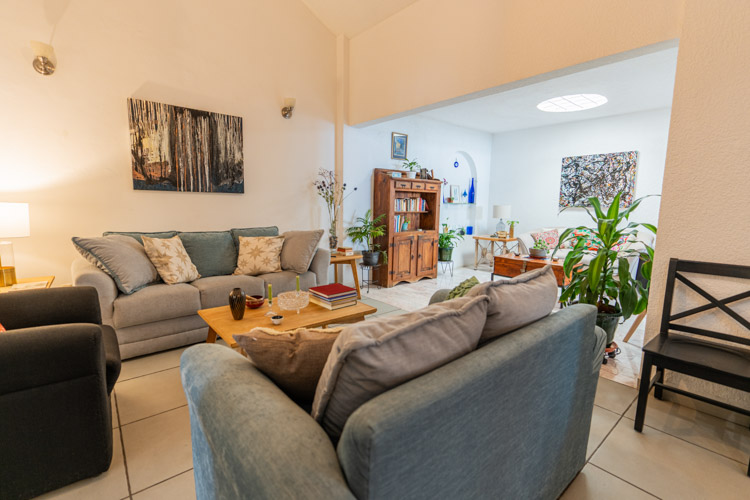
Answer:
[336, 304, 601, 500]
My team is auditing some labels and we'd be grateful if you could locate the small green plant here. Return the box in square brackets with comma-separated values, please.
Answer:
[401, 158, 421, 172]
[507, 220, 519, 229]
[346, 209, 387, 262]
[532, 239, 549, 251]
[439, 228, 464, 249]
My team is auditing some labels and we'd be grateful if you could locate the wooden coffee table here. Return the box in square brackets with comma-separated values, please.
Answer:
[493, 254, 568, 287]
[199, 300, 377, 349]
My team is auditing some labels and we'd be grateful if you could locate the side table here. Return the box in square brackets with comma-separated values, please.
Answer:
[330, 253, 362, 299]
[359, 263, 381, 293]
[472, 235, 518, 269]
[0, 275, 55, 293]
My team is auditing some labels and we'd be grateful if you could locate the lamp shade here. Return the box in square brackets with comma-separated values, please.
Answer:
[0, 203, 30, 237]
[493, 205, 511, 219]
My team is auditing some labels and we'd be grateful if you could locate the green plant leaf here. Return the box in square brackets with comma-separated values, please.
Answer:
[587, 252, 605, 294]
[606, 192, 622, 220]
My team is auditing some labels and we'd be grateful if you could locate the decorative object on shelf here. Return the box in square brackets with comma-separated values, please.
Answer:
[0, 202, 30, 286]
[401, 158, 421, 179]
[391, 132, 408, 160]
[466, 225, 474, 235]
[281, 97, 296, 119]
[559, 151, 638, 208]
[229, 288, 246, 320]
[461, 190, 468, 202]
[245, 295, 265, 309]
[401, 219, 410, 232]
[508, 220, 519, 238]
[419, 168, 431, 179]
[128, 98, 243, 193]
[493, 205, 511, 234]
[30, 41, 56, 75]
[278, 291, 310, 314]
[442, 223, 449, 233]
[468, 178, 476, 204]
[454, 159, 459, 168]
[450, 185, 460, 202]
[442, 178, 448, 203]
[438, 227, 464, 262]
[314, 168, 357, 250]
[558, 191, 657, 348]
[529, 239, 549, 259]
[346, 209, 386, 266]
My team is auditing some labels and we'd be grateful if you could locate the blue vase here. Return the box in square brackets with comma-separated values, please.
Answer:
[468, 178, 475, 204]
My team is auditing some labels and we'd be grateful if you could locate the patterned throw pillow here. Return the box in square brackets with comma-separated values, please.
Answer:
[234, 236, 285, 276]
[142, 235, 200, 284]
[571, 228, 604, 252]
[531, 229, 560, 249]
[447, 276, 480, 300]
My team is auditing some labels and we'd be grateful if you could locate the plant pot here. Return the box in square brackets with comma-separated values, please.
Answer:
[529, 248, 547, 259]
[596, 312, 622, 345]
[362, 251, 380, 266]
[438, 247, 453, 261]
[406, 171, 417, 179]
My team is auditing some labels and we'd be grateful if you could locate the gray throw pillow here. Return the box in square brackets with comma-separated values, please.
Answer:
[72, 235, 159, 294]
[466, 265, 558, 342]
[280, 230, 324, 273]
[311, 295, 489, 441]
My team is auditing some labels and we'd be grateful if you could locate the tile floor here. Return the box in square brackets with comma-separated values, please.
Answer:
[36, 274, 750, 500]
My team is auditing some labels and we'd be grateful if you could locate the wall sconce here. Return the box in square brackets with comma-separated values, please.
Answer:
[281, 97, 296, 119]
[30, 41, 56, 76]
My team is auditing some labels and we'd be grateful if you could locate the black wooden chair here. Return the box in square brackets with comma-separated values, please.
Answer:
[634, 258, 750, 476]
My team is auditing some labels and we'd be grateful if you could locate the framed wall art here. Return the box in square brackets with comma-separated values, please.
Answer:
[391, 132, 408, 160]
[559, 150, 638, 208]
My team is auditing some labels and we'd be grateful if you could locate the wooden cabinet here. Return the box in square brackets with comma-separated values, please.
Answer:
[372, 169, 441, 287]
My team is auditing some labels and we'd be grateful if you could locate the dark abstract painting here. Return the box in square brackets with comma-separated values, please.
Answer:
[128, 98, 243, 193]
[559, 151, 638, 208]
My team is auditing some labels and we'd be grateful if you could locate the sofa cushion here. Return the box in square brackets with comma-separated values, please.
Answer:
[178, 231, 237, 277]
[233, 327, 343, 404]
[466, 266, 558, 342]
[113, 283, 200, 329]
[234, 236, 284, 276]
[531, 229, 560, 249]
[312, 295, 489, 441]
[143, 236, 201, 285]
[72, 235, 159, 294]
[103, 230, 177, 244]
[257, 271, 316, 295]
[229, 226, 279, 250]
[191, 275, 265, 309]
[280, 230, 324, 273]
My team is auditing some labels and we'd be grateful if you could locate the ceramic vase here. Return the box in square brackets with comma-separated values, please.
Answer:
[229, 288, 246, 320]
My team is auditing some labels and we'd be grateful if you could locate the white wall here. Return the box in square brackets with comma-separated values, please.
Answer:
[0, 0, 335, 283]
[342, 115, 492, 276]
[488, 108, 671, 237]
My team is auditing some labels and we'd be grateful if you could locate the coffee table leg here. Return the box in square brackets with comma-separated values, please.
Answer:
[350, 261, 362, 299]
[206, 327, 217, 344]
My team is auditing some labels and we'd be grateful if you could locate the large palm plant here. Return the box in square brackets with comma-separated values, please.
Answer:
[557, 192, 656, 324]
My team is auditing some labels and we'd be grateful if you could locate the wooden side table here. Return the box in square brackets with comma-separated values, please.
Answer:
[330, 253, 362, 299]
[0, 276, 55, 293]
[472, 235, 518, 269]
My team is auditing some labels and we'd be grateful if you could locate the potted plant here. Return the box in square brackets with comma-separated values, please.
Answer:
[438, 228, 464, 261]
[346, 209, 387, 266]
[557, 192, 657, 347]
[401, 158, 420, 179]
[529, 239, 549, 258]
[507, 220, 519, 238]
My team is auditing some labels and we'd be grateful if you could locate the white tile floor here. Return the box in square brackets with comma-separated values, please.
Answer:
[36, 271, 750, 499]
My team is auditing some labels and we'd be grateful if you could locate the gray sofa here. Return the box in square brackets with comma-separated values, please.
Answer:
[72, 227, 330, 359]
[180, 303, 605, 499]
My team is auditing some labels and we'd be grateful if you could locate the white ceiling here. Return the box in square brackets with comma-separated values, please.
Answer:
[299, 0, 420, 37]
[419, 47, 679, 134]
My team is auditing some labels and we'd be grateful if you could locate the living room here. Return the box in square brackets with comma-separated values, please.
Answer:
[1, 1, 749, 500]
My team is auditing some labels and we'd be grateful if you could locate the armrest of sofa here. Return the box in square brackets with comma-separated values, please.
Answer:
[309, 247, 331, 286]
[180, 345, 354, 500]
[429, 289, 451, 305]
[72, 256, 118, 325]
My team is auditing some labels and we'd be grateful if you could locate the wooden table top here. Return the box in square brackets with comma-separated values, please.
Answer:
[198, 300, 377, 347]
[494, 253, 564, 266]
[330, 253, 363, 263]
[472, 235, 517, 242]
[0, 275, 55, 293]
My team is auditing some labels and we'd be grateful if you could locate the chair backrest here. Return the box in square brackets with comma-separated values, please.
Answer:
[0, 286, 102, 330]
[659, 258, 750, 347]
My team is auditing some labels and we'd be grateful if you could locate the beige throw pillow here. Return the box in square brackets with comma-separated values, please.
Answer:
[142, 235, 200, 285]
[234, 236, 284, 276]
[280, 230, 324, 273]
[233, 327, 342, 403]
[312, 295, 490, 441]
[466, 265, 558, 342]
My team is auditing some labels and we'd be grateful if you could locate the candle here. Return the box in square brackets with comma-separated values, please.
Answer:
[268, 284, 272, 302]
[296, 275, 300, 292]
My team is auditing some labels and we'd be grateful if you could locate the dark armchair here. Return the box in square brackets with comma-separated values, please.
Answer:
[0, 286, 122, 499]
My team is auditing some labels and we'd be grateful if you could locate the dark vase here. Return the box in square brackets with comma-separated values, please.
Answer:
[596, 312, 621, 345]
[229, 288, 246, 320]
[438, 247, 453, 261]
[362, 251, 380, 266]
[329, 235, 338, 250]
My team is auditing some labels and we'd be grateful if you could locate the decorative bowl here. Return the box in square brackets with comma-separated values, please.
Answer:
[246, 295, 265, 309]
[277, 291, 310, 313]
[271, 315, 284, 325]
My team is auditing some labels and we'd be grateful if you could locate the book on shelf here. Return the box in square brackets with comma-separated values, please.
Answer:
[394, 197, 428, 212]
[310, 296, 357, 310]
[309, 283, 357, 299]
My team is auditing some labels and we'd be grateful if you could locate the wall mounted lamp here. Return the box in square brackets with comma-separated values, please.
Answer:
[281, 97, 296, 119]
[30, 41, 56, 76]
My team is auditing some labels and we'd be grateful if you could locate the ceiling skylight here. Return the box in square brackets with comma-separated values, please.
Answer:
[537, 94, 608, 113]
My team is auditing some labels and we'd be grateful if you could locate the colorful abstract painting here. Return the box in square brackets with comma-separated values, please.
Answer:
[128, 98, 244, 193]
[559, 151, 638, 208]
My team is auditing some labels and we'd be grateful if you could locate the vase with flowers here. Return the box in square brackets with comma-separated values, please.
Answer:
[314, 168, 357, 249]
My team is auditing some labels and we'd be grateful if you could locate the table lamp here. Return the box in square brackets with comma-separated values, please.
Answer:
[493, 205, 511, 234]
[0, 203, 30, 286]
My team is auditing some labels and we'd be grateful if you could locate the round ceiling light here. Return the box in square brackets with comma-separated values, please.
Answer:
[537, 94, 608, 113]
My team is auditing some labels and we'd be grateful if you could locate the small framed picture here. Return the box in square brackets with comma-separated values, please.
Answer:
[391, 132, 408, 160]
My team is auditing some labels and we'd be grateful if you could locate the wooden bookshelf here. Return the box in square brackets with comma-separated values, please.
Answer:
[372, 169, 441, 287]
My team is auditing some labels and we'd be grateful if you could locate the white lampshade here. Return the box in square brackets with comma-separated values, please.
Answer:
[493, 205, 511, 219]
[0, 203, 30, 237]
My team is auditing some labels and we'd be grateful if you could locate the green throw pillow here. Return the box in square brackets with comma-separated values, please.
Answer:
[447, 276, 480, 300]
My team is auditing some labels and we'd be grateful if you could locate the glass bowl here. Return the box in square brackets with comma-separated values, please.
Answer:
[277, 291, 310, 314]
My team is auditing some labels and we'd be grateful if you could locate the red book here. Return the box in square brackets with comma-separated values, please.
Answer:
[309, 283, 357, 299]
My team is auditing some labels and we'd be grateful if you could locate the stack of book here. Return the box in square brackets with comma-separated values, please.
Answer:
[336, 246, 354, 256]
[309, 283, 358, 310]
